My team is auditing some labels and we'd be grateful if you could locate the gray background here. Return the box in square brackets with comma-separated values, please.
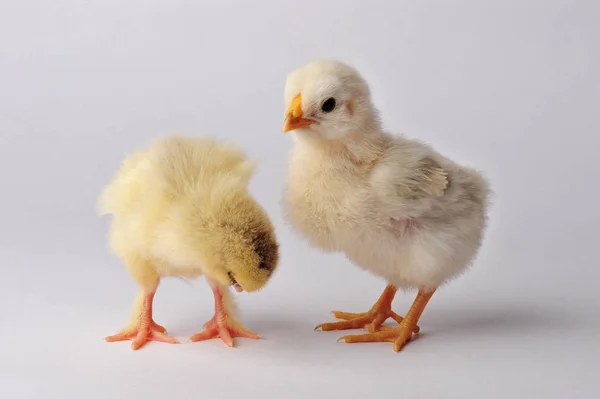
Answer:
[1, 1, 599, 398]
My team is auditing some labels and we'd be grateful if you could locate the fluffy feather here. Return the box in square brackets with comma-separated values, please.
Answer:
[99, 135, 279, 349]
[99, 135, 278, 291]
[282, 60, 491, 291]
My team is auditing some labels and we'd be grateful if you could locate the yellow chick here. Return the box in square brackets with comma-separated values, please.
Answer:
[281, 60, 490, 352]
[98, 135, 279, 350]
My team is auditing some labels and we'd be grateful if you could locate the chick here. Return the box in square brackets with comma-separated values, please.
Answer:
[98, 135, 279, 349]
[281, 60, 490, 352]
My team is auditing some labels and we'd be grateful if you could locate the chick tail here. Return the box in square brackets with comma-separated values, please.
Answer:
[97, 150, 148, 216]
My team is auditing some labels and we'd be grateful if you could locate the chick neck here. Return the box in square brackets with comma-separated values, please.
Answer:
[294, 116, 386, 166]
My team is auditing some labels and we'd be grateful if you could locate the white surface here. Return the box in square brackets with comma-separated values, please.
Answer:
[1, 1, 599, 398]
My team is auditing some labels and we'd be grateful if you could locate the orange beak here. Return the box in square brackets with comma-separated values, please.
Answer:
[283, 94, 314, 133]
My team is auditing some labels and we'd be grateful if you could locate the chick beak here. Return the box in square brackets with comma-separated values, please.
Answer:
[283, 94, 314, 133]
[228, 271, 244, 292]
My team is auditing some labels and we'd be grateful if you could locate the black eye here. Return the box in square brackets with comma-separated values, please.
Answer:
[321, 97, 336, 113]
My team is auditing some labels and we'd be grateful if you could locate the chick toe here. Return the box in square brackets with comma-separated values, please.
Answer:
[189, 318, 260, 347]
[337, 288, 434, 352]
[315, 284, 419, 334]
[337, 323, 414, 351]
[105, 290, 179, 350]
[105, 325, 179, 350]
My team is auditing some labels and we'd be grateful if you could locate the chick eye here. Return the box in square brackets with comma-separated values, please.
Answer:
[321, 97, 336, 113]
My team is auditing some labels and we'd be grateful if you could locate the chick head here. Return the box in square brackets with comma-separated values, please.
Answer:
[282, 59, 375, 140]
[199, 195, 280, 293]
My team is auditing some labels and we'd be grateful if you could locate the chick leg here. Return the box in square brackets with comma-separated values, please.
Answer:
[338, 288, 435, 352]
[315, 284, 419, 333]
[188, 281, 260, 347]
[105, 263, 179, 350]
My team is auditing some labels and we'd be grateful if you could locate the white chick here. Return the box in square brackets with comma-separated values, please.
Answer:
[99, 135, 279, 349]
[281, 60, 490, 352]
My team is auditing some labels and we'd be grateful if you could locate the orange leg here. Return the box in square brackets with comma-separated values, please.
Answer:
[188, 284, 259, 347]
[315, 284, 419, 334]
[338, 288, 435, 352]
[105, 290, 179, 350]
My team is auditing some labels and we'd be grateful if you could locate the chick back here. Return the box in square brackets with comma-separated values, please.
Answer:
[98, 136, 256, 274]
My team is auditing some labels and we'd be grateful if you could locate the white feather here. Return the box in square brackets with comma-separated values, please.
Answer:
[282, 60, 491, 291]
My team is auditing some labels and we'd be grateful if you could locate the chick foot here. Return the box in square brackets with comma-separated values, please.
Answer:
[188, 314, 260, 347]
[105, 290, 179, 350]
[337, 323, 415, 352]
[315, 284, 419, 333]
[337, 289, 435, 352]
[188, 285, 259, 347]
[105, 323, 179, 350]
